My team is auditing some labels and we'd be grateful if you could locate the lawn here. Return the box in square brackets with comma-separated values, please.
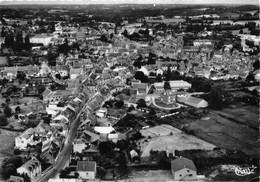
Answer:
[212, 104, 259, 130]
[141, 134, 216, 158]
[140, 124, 182, 138]
[128, 170, 174, 181]
[154, 99, 179, 109]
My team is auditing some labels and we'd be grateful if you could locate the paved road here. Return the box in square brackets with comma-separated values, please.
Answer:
[37, 104, 87, 182]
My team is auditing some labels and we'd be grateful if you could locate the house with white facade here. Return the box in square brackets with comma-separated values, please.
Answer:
[171, 157, 197, 181]
[17, 157, 42, 180]
[30, 34, 53, 46]
[15, 128, 35, 150]
[77, 161, 96, 180]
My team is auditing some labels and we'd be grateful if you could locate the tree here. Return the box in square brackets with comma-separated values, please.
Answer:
[58, 39, 69, 55]
[14, 30, 24, 52]
[253, 60, 260, 70]
[158, 151, 171, 170]
[117, 152, 128, 175]
[15, 106, 21, 113]
[164, 81, 171, 90]
[0, 114, 8, 126]
[100, 35, 109, 42]
[164, 67, 172, 81]
[99, 158, 115, 169]
[2, 163, 17, 179]
[209, 86, 225, 110]
[149, 108, 156, 115]
[115, 100, 124, 108]
[239, 29, 243, 34]
[116, 139, 129, 151]
[55, 73, 61, 80]
[13, 148, 21, 155]
[97, 167, 107, 178]
[1, 27, 6, 37]
[16, 71, 26, 80]
[156, 74, 162, 82]
[4, 106, 12, 118]
[99, 141, 115, 155]
[24, 34, 31, 50]
[2, 156, 23, 178]
[74, 172, 79, 178]
[122, 29, 128, 37]
[136, 99, 146, 108]
[4, 33, 14, 47]
[37, 85, 45, 94]
[134, 71, 149, 83]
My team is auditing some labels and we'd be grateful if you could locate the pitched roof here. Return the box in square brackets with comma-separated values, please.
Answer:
[8, 175, 24, 182]
[19, 128, 35, 140]
[19, 157, 41, 171]
[42, 88, 53, 99]
[83, 130, 100, 143]
[94, 126, 115, 134]
[77, 161, 96, 172]
[132, 83, 148, 90]
[171, 157, 197, 172]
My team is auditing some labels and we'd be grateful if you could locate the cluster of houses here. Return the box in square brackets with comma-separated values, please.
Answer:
[0, 9, 259, 182]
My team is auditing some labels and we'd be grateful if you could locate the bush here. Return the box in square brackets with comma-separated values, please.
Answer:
[0, 114, 8, 126]
[13, 148, 21, 155]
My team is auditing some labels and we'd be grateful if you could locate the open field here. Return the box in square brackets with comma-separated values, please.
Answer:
[141, 134, 216, 158]
[212, 104, 259, 130]
[186, 112, 259, 157]
[140, 124, 182, 138]
[127, 170, 174, 181]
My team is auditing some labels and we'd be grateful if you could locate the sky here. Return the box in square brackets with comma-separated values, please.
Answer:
[0, 0, 259, 5]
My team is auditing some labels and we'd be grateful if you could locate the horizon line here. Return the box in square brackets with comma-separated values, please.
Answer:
[0, 3, 259, 6]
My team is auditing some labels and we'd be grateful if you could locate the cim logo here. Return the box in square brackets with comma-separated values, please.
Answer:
[234, 165, 257, 176]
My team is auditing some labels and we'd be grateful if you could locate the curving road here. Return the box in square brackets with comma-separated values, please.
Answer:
[37, 104, 88, 182]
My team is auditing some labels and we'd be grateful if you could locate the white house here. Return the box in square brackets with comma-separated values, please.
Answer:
[15, 128, 35, 150]
[77, 161, 96, 180]
[171, 157, 197, 181]
[73, 139, 88, 153]
[30, 34, 53, 46]
[17, 157, 42, 180]
[96, 108, 107, 118]
[94, 126, 115, 141]
[48, 179, 81, 182]
[193, 39, 212, 46]
[154, 82, 165, 93]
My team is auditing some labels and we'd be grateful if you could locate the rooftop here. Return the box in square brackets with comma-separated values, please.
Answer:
[77, 161, 96, 172]
[171, 157, 197, 172]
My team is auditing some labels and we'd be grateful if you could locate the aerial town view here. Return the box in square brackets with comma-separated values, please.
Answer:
[0, 0, 259, 181]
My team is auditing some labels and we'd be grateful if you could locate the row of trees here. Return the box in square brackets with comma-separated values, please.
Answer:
[2, 28, 31, 52]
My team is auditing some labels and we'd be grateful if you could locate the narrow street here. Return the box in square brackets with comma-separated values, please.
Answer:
[36, 104, 88, 182]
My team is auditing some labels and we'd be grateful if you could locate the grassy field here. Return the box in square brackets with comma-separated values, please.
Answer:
[212, 104, 259, 130]
[141, 134, 216, 158]
[127, 170, 174, 181]
[185, 112, 259, 157]
[140, 124, 182, 138]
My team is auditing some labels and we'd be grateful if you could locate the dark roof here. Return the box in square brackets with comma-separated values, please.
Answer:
[171, 157, 197, 172]
[77, 161, 96, 171]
